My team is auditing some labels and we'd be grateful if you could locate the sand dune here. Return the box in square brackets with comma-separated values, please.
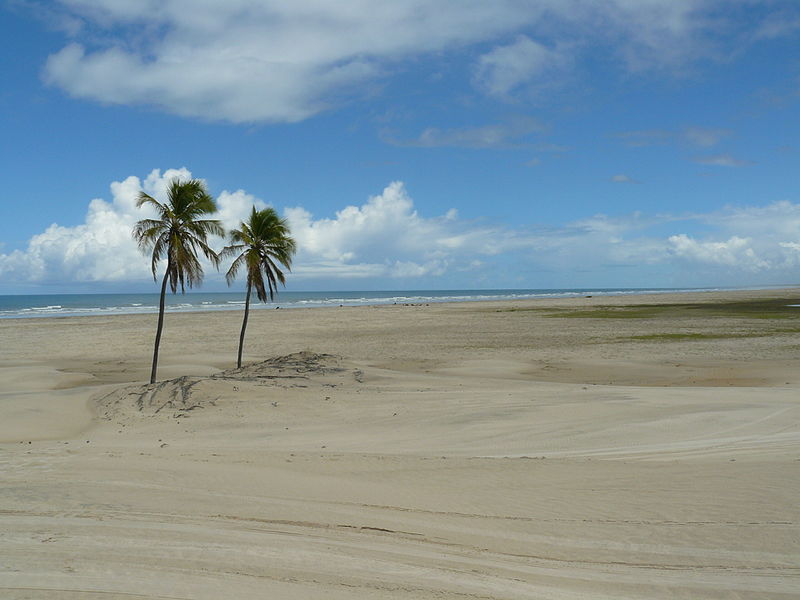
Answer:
[1, 289, 799, 598]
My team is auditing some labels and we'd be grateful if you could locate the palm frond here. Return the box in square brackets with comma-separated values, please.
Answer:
[136, 193, 166, 214]
[225, 251, 249, 285]
[223, 206, 297, 303]
[133, 177, 222, 289]
[220, 242, 246, 262]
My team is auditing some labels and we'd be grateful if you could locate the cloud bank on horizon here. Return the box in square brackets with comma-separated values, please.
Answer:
[2, 169, 799, 292]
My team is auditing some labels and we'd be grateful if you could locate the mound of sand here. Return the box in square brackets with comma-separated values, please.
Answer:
[225, 351, 350, 379]
[94, 351, 362, 423]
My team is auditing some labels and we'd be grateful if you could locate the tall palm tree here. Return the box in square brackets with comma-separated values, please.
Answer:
[222, 206, 296, 368]
[132, 178, 224, 383]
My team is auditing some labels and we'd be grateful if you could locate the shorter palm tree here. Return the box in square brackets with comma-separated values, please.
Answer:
[222, 206, 296, 368]
[133, 178, 223, 383]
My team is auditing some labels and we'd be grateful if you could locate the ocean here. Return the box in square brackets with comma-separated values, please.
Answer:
[0, 287, 749, 319]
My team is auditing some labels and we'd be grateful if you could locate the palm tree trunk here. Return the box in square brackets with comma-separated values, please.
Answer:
[237, 281, 252, 368]
[150, 267, 170, 384]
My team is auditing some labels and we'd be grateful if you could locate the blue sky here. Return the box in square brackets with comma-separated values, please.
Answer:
[1, 0, 799, 294]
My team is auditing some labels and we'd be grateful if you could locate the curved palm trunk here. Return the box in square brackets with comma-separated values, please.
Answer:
[237, 281, 252, 368]
[150, 266, 170, 384]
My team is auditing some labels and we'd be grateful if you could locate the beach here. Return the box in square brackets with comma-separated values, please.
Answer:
[1, 287, 799, 599]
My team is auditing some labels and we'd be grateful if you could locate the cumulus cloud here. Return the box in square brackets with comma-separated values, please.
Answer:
[36, 0, 738, 123]
[665, 201, 800, 272]
[668, 235, 769, 270]
[0, 168, 252, 286]
[3, 169, 800, 290]
[285, 181, 474, 279]
[216, 190, 267, 232]
[0, 173, 495, 287]
[275, 192, 800, 283]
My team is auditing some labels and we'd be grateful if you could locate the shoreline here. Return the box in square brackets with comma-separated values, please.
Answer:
[2, 283, 799, 320]
[3, 287, 800, 383]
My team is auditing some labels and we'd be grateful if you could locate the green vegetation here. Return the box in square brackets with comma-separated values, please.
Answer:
[625, 332, 763, 342]
[545, 307, 668, 319]
[544, 298, 800, 320]
[494, 298, 800, 344]
[133, 178, 224, 383]
[775, 327, 800, 333]
[133, 184, 301, 377]
[222, 207, 296, 368]
[493, 307, 552, 314]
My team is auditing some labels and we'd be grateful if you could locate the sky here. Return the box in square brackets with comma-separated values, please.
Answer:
[1, 0, 799, 294]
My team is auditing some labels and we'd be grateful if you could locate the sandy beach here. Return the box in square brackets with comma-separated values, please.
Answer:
[1, 288, 799, 599]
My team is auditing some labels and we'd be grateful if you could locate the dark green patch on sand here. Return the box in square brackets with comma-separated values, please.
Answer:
[625, 332, 765, 342]
[544, 298, 800, 320]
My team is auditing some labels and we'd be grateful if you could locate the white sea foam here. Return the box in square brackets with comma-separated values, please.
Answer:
[0, 286, 784, 319]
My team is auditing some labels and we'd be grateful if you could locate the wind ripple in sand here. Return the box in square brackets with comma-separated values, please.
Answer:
[3, 292, 800, 599]
[2, 502, 797, 600]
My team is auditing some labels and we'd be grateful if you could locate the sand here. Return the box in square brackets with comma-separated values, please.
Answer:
[1, 288, 799, 599]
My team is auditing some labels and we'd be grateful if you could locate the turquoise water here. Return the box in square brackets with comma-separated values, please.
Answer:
[0, 287, 736, 319]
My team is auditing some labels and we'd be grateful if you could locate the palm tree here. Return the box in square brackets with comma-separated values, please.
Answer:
[132, 178, 224, 383]
[222, 206, 296, 368]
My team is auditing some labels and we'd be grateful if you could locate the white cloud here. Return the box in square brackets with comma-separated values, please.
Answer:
[615, 127, 733, 151]
[752, 10, 800, 41]
[665, 201, 800, 271]
[780, 241, 800, 254]
[701, 200, 800, 239]
[1, 173, 496, 287]
[599, 0, 704, 71]
[683, 127, 731, 147]
[43, 1, 540, 123]
[38, 0, 735, 123]
[216, 190, 268, 232]
[616, 127, 734, 149]
[0, 168, 253, 286]
[693, 154, 754, 167]
[387, 116, 543, 149]
[668, 234, 769, 270]
[4, 169, 800, 290]
[473, 35, 571, 98]
[611, 174, 640, 184]
[284, 181, 463, 278]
